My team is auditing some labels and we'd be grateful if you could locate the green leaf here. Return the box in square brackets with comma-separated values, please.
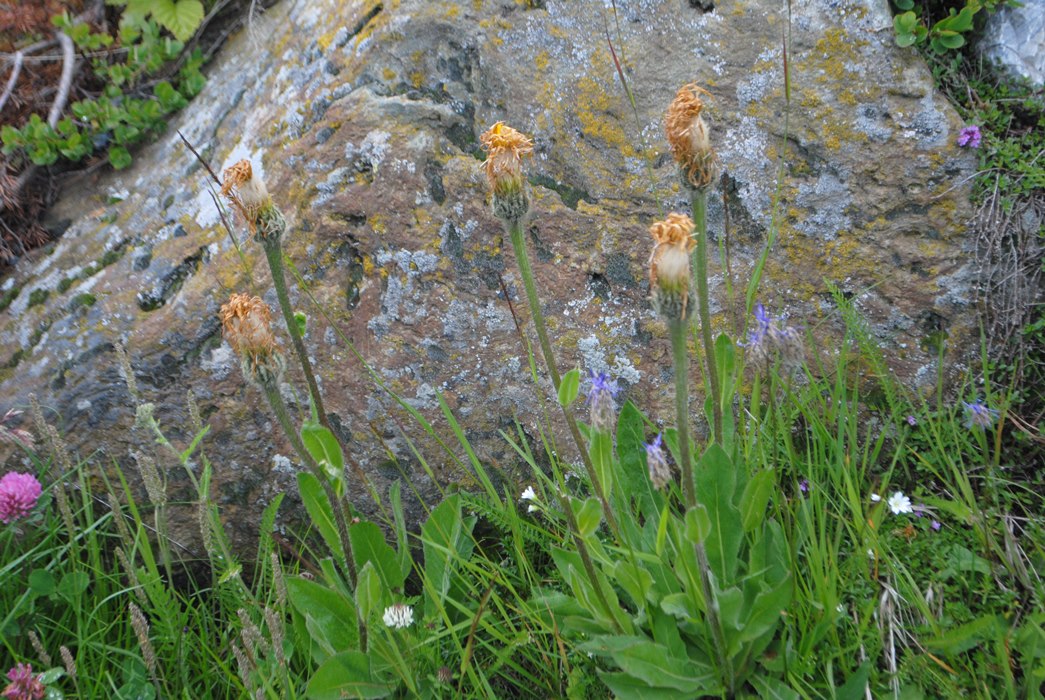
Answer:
[894, 11, 919, 34]
[598, 671, 705, 700]
[306, 651, 393, 699]
[355, 562, 382, 623]
[296, 472, 343, 561]
[924, 615, 1003, 654]
[388, 480, 412, 580]
[683, 505, 711, 544]
[740, 470, 775, 532]
[28, 569, 56, 596]
[579, 636, 718, 693]
[895, 32, 918, 47]
[616, 401, 655, 517]
[574, 496, 603, 539]
[37, 668, 65, 684]
[108, 145, 132, 169]
[150, 0, 204, 41]
[421, 494, 474, 617]
[286, 576, 359, 659]
[57, 571, 90, 601]
[836, 661, 872, 700]
[694, 444, 742, 584]
[294, 310, 308, 337]
[893, 0, 914, 9]
[351, 522, 405, 592]
[301, 422, 345, 480]
[612, 560, 653, 610]
[933, 30, 965, 49]
[558, 368, 581, 406]
[749, 674, 801, 700]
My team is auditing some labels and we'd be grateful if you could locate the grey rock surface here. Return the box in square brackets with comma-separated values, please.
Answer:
[0, 0, 980, 556]
[980, 2, 1045, 86]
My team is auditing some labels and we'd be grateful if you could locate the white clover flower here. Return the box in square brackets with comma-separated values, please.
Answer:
[382, 603, 413, 630]
[888, 491, 913, 515]
[870, 493, 881, 503]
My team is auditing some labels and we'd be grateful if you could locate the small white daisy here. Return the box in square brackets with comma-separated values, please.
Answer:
[870, 493, 881, 503]
[520, 486, 536, 501]
[888, 491, 913, 515]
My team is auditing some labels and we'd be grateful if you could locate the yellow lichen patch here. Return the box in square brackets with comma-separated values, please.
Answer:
[575, 74, 636, 158]
[548, 24, 568, 40]
[369, 214, 388, 235]
[410, 71, 425, 88]
[445, 4, 460, 18]
[382, 67, 397, 81]
[534, 50, 550, 72]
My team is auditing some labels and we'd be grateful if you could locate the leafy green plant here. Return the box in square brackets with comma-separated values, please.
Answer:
[891, 0, 1009, 53]
[1, 6, 207, 171]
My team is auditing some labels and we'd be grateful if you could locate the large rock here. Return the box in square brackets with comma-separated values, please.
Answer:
[0, 0, 979, 555]
[979, 2, 1045, 87]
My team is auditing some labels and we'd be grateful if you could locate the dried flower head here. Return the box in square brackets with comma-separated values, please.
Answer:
[648, 213, 695, 321]
[220, 294, 285, 385]
[480, 122, 533, 194]
[0, 472, 42, 524]
[2, 663, 45, 700]
[222, 160, 271, 218]
[665, 83, 718, 190]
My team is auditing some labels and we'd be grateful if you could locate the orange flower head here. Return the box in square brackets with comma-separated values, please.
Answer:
[480, 122, 533, 196]
[648, 213, 695, 321]
[665, 84, 718, 190]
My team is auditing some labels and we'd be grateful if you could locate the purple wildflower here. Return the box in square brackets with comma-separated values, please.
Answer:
[906, 415, 917, 427]
[743, 303, 804, 371]
[957, 125, 982, 148]
[799, 479, 809, 495]
[912, 505, 924, 518]
[2, 664, 45, 700]
[0, 472, 42, 524]
[586, 370, 619, 433]
[931, 520, 941, 531]
[646, 434, 671, 490]
[962, 400, 999, 430]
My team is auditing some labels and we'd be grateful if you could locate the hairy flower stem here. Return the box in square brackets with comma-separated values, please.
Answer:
[262, 238, 332, 435]
[669, 320, 695, 507]
[259, 378, 365, 647]
[670, 318, 732, 692]
[507, 220, 619, 536]
[690, 191, 723, 445]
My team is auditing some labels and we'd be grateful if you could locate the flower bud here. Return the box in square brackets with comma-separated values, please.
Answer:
[665, 83, 718, 190]
[586, 370, 618, 434]
[648, 213, 696, 321]
[646, 433, 671, 490]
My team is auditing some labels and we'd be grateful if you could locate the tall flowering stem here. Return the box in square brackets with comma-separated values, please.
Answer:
[691, 191, 723, 445]
[482, 123, 618, 536]
[221, 160, 332, 436]
[220, 295, 362, 648]
[666, 83, 723, 445]
[649, 215, 732, 692]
